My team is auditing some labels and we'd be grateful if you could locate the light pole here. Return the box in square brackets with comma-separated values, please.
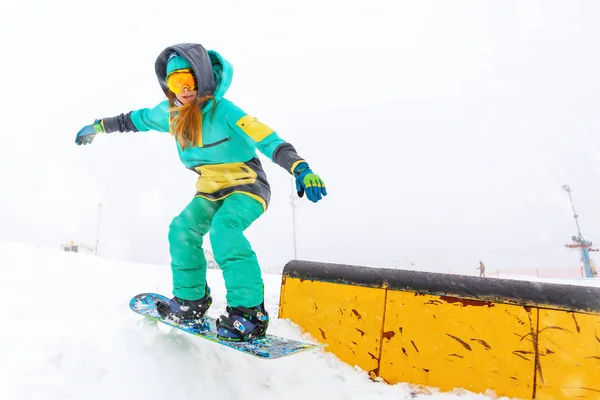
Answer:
[562, 184, 582, 237]
[290, 178, 298, 260]
[95, 203, 102, 256]
[562, 185, 596, 278]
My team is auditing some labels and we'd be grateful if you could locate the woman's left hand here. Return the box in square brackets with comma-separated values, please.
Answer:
[295, 164, 327, 203]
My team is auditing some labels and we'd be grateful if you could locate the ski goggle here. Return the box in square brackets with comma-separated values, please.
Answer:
[167, 69, 197, 93]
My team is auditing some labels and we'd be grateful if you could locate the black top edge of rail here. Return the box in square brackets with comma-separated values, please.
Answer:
[283, 260, 600, 313]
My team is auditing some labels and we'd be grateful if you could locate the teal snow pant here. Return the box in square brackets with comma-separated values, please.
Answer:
[168, 193, 265, 308]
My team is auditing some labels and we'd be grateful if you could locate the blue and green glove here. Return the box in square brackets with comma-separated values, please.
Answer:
[294, 162, 327, 203]
[75, 119, 104, 145]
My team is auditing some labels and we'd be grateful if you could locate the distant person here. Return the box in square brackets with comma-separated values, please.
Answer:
[74, 43, 327, 341]
[477, 261, 486, 277]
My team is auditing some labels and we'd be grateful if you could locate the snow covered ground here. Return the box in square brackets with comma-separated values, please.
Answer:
[8, 243, 597, 400]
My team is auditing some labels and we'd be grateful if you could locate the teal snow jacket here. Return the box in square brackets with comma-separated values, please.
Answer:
[101, 43, 306, 210]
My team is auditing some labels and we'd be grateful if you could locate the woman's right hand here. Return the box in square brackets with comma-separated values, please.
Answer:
[75, 119, 104, 145]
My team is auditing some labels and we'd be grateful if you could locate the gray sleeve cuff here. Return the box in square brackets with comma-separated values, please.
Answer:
[102, 112, 138, 133]
[272, 143, 306, 174]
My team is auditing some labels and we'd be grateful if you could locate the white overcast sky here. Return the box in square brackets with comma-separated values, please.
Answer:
[1, 0, 600, 275]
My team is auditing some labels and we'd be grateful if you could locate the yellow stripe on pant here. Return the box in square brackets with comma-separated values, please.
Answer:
[278, 261, 600, 400]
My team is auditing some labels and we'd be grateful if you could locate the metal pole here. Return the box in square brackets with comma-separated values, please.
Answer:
[563, 185, 582, 237]
[567, 190, 582, 237]
[95, 203, 102, 256]
[290, 179, 298, 260]
[562, 185, 595, 277]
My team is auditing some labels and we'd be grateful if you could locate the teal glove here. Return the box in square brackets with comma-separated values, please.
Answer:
[75, 119, 104, 145]
[294, 162, 327, 203]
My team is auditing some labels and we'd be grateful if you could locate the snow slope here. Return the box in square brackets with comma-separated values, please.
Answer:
[0, 243, 523, 400]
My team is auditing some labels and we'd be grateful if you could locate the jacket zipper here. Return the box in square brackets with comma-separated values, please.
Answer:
[202, 137, 231, 148]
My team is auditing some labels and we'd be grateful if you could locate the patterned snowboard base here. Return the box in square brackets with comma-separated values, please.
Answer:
[129, 293, 325, 360]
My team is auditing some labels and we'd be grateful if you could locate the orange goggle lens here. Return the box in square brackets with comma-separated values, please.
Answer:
[167, 69, 197, 94]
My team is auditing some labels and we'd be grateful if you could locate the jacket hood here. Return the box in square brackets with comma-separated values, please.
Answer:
[207, 50, 233, 103]
[155, 43, 233, 110]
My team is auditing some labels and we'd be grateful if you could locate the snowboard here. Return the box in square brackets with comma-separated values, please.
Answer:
[129, 293, 325, 359]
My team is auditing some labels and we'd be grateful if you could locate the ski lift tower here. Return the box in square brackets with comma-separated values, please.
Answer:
[562, 184, 597, 278]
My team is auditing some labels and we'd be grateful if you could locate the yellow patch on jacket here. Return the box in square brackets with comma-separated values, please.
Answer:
[194, 162, 257, 194]
[236, 115, 274, 142]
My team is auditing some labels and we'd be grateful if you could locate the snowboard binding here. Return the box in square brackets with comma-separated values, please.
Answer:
[216, 304, 269, 342]
[156, 286, 212, 325]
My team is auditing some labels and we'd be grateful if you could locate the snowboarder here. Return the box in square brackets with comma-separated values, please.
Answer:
[74, 43, 327, 342]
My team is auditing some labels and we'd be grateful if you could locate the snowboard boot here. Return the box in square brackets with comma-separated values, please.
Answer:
[216, 303, 269, 342]
[156, 285, 212, 324]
